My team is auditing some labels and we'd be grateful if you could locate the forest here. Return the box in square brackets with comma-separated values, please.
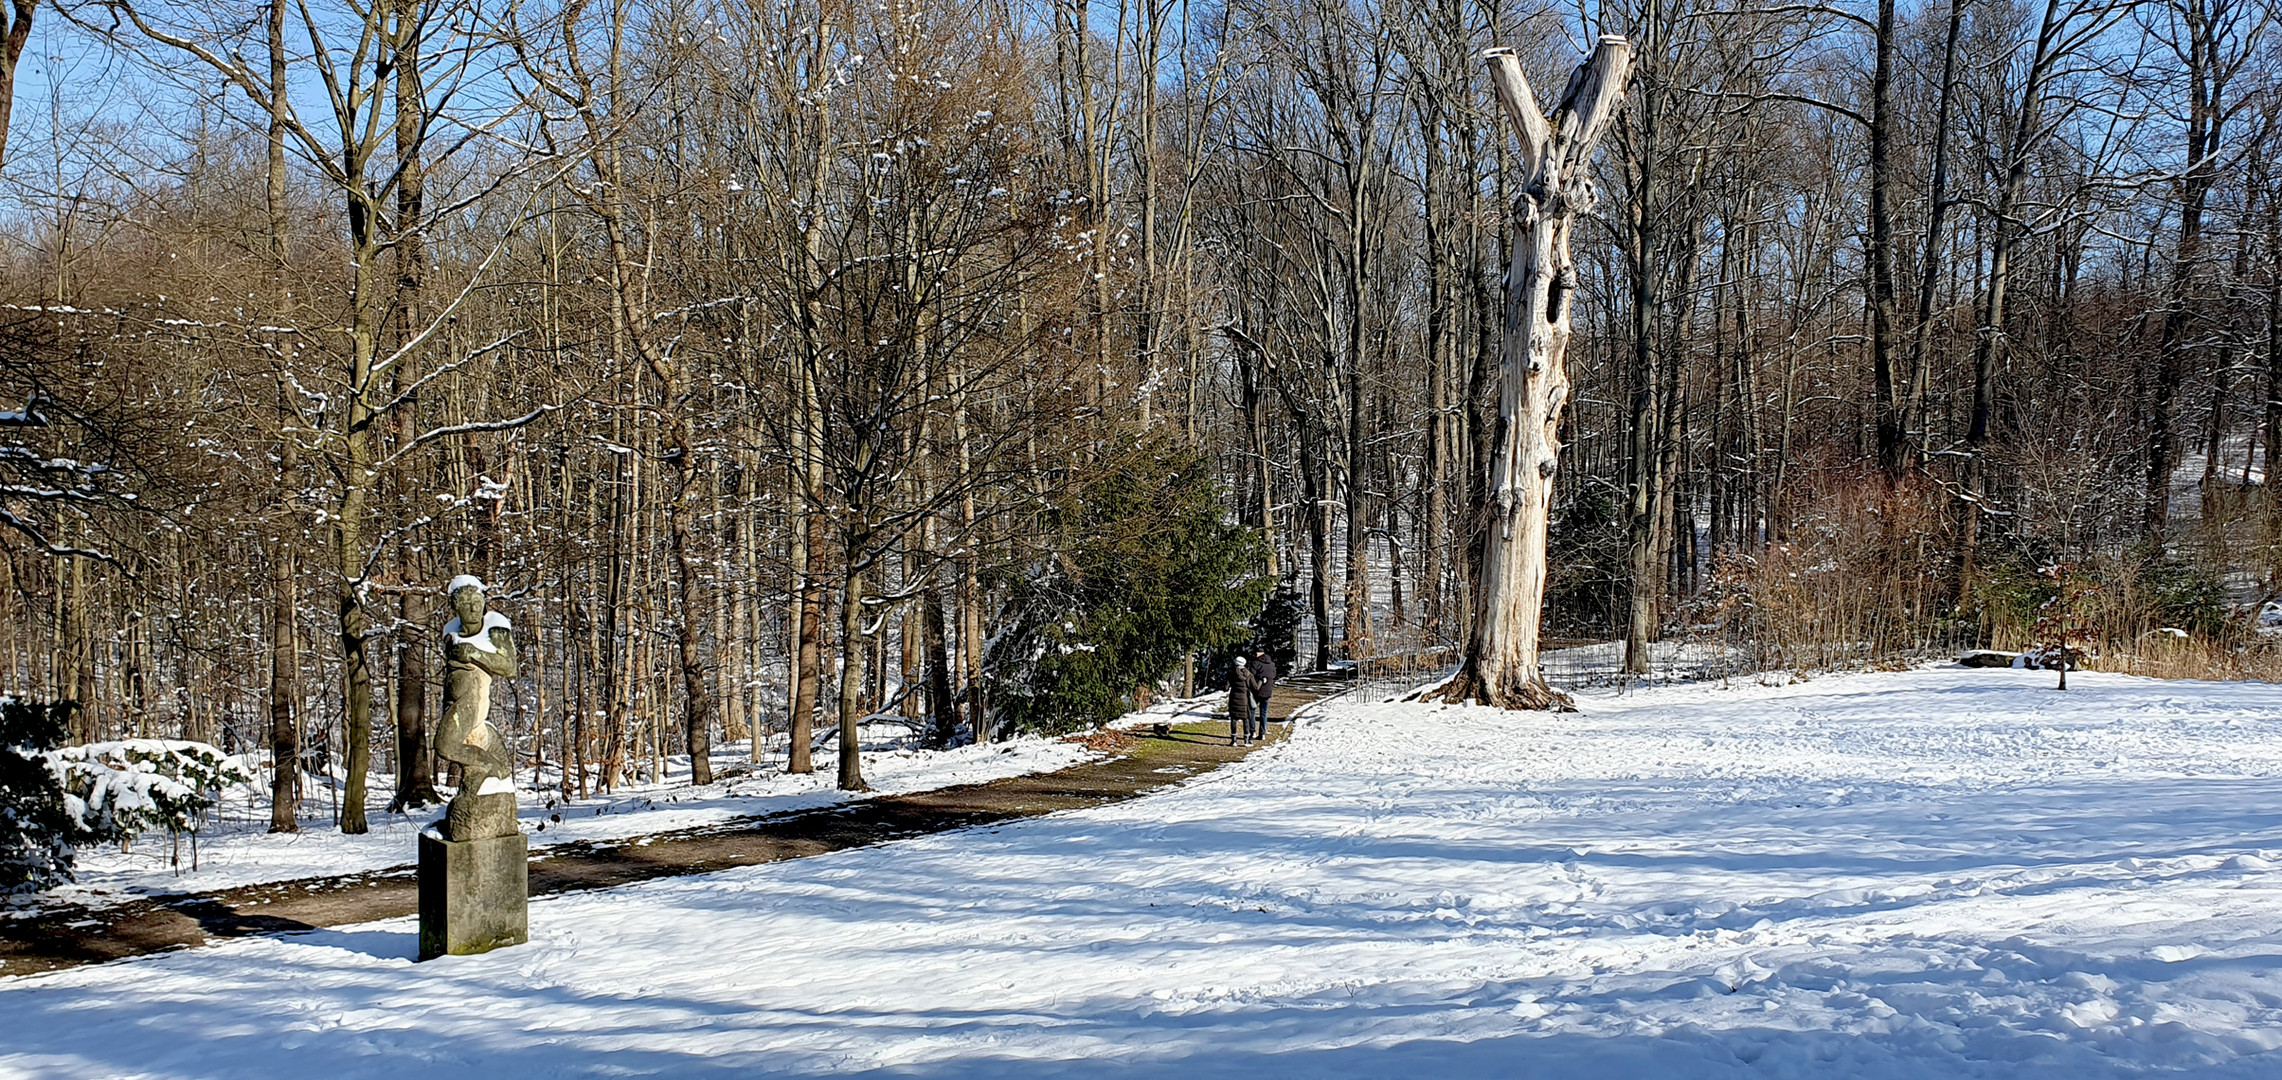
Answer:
[0, 0, 2273, 829]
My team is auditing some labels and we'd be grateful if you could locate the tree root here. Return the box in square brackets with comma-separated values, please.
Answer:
[1435, 663, 1576, 712]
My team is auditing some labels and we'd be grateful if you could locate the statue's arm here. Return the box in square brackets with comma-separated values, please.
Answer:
[473, 629, 520, 679]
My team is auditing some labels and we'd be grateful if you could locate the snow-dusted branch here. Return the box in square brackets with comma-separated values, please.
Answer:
[378, 404, 562, 472]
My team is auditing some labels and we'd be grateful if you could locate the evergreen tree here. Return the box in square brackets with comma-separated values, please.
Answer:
[989, 447, 1271, 733]
[0, 699, 75, 893]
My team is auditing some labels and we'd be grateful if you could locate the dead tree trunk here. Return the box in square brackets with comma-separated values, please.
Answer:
[1443, 37, 1631, 710]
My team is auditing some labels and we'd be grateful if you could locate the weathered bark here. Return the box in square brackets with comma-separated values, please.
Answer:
[1443, 37, 1631, 710]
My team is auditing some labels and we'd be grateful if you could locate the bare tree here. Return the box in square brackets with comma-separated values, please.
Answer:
[100, 0, 546, 831]
[1443, 37, 1630, 709]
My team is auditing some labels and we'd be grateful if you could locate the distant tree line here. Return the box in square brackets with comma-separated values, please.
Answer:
[0, 0, 2274, 828]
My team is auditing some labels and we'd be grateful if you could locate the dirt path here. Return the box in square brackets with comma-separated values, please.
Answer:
[0, 674, 1345, 978]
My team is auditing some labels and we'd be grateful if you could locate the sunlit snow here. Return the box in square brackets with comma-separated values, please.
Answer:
[6, 666, 2282, 1078]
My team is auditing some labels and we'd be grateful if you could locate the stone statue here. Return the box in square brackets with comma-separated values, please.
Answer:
[436, 575, 518, 841]
[419, 573, 530, 960]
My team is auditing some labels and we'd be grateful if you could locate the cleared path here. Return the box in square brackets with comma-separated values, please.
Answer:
[0, 673, 1343, 977]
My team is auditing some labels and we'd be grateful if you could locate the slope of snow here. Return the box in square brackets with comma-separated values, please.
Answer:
[6, 667, 2282, 1078]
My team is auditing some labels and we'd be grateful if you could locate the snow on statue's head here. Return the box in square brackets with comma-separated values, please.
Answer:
[446, 574, 489, 628]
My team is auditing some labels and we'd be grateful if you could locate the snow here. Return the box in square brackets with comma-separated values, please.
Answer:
[444, 574, 487, 596]
[20, 726, 1112, 911]
[441, 610, 512, 652]
[8, 667, 2282, 1078]
[42, 740, 250, 842]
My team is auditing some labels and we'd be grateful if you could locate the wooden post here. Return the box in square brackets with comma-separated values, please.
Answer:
[1444, 37, 1631, 710]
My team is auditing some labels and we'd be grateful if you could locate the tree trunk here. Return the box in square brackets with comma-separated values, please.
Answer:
[335, 367, 375, 834]
[602, 418, 634, 791]
[2148, 2, 2224, 552]
[1343, 369, 1371, 659]
[837, 558, 868, 791]
[1444, 38, 1631, 710]
[1303, 428, 1333, 672]
[268, 468, 299, 834]
[1867, 0, 1908, 480]
[0, 2, 37, 174]
[786, 45, 833, 766]
[390, 585, 437, 809]
[264, 0, 297, 834]
[922, 570, 955, 749]
[952, 363, 987, 741]
[2266, 170, 2282, 487]
[665, 443, 715, 786]
[332, 186, 389, 833]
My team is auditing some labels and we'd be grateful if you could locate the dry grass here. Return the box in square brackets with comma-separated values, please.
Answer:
[1067, 728, 1141, 753]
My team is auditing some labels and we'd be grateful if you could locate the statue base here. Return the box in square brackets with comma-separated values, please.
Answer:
[447, 788, 519, 841]
[417, 829, 528, 961]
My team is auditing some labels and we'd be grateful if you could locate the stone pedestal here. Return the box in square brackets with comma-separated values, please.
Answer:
[418, 829, 528, 961]
[447, 789, 519, 841]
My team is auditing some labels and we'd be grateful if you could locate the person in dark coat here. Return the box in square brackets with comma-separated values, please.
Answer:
[1227, 656, 1256, 745]
[1247, 650, 1277, 742]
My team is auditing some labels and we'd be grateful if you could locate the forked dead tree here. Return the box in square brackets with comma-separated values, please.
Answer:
[1442, 36, 1631, 709]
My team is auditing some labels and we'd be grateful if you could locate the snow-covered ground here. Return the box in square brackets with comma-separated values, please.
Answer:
[8, 665, 2282, 1077]
[14, 709, 1159, 912]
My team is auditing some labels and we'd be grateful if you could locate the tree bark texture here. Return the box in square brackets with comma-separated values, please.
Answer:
[1444, 37, 1631, 711]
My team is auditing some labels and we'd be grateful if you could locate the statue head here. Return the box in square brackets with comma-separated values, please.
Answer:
[447, 574, 488, 630]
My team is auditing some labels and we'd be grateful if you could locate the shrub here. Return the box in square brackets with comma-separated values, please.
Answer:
[1700, 471, 1961, 669]
[2136, 558, 2229, 639]
[988, 446, 1272, 733]
[0, 699, 76, 894]
[1545, 479, 1628, 638]
[2024, 562, 2097, 687]
[48, 739, 254, 853]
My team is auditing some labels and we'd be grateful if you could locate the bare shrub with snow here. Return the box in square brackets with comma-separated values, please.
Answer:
[45, 740, 253, 870]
